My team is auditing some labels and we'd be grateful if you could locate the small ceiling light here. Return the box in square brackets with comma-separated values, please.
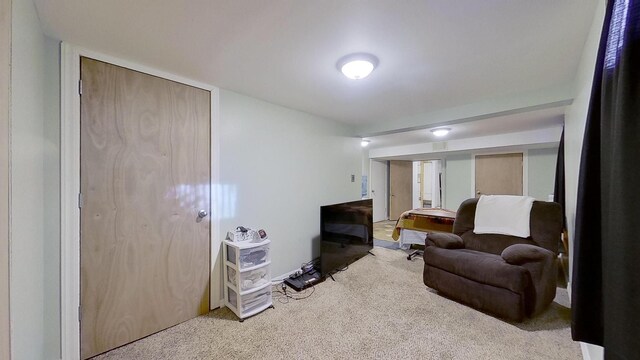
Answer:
[337, 53, 379, 80]
[430, 128, 451, 137]
[361, 139, 371, 147]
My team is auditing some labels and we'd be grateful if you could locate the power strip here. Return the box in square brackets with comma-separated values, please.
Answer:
[289, 269, 304, 279]
[289, 266, 316, 280]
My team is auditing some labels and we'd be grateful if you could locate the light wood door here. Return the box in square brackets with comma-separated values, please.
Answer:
[0, 0, 10, 357]
[475, 153, 523, 196]
[80, 57, 211, 359]
[389, 161, 413, 220]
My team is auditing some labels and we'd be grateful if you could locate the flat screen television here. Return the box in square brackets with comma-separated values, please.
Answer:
[320, 199, 373, 277]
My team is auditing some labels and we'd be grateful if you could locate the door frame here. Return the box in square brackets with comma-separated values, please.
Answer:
[368, 159, 388, 222]
[470, 150, 528, 198]
[60, 43, 222, 360]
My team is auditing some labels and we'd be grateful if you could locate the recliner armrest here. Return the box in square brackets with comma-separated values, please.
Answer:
[427, 233, 464, 249]
[501, 244, 554, 265]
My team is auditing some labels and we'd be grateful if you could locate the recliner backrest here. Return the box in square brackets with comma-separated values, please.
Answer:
[452, 198, 562, 255]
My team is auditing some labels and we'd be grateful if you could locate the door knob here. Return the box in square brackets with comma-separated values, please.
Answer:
[198, 210, 208, 218]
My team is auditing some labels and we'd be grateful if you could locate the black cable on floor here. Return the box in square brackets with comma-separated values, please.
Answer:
[273, 284, 315, 304]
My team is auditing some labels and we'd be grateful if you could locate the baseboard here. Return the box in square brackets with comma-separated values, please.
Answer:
[580, 342, 604, 360]
[580, 343, 591, 360]
[272, 268, 302, 283]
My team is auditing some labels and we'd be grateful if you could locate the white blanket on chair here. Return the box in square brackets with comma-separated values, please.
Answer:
[474, 195, 535, 238]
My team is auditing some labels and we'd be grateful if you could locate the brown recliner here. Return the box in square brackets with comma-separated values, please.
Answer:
[423, 198, 562, 321]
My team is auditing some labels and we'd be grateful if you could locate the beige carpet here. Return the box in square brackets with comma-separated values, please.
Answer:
[94, 247, 580, 360]
[373, 220, 396, 241]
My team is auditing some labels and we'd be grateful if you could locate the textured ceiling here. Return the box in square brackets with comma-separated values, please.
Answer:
[35, 0, 598, 125]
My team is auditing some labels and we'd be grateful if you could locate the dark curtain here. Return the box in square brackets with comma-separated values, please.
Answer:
[572, 1, 640, 359]
[553, 128, 565, 229]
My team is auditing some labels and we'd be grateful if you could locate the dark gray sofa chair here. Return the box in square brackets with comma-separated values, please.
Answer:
[423, 198, 562, 321]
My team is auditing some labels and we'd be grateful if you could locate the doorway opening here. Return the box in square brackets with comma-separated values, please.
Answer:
[415, 160, 442, 209]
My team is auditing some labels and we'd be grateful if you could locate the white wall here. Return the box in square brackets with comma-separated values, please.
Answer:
[528, 147, 559, 201]
[443, 154, 472, 210]
[218, 89, 361, 277]
[43, 38, 61, 359]
[564, 0, 605, 280]
[11, 0, 45, 357]
[441, 147, 558, 211]
[563, 1, 606, 359]
[361, 148, 370, 198]
[0, 0, 11, 357]
[10, 0, 60, 358]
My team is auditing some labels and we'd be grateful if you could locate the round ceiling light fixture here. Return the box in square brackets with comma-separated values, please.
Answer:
[430, 128, 451, 137]
[361, 139, 371, 147]
[337, 53, 379, 80]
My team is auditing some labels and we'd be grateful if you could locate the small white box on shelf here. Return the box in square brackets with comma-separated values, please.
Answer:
[223, 238, 273, 321]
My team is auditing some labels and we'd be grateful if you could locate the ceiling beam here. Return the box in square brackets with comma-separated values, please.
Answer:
[355, 84, 573, 137]
[369, 126, 562, 160]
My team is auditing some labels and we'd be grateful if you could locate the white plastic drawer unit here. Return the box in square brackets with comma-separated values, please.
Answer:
[226, 285, 272, 314]
[240, 286, 272, 314]
[226, 240, 270, 270]
[223, 238, 273, 321]
[227, 286, 238, 309]
[227, 265, 271, 292]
